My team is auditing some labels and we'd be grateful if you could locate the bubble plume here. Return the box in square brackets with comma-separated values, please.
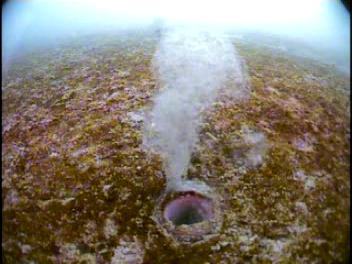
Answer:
[144, 26, 249, 190]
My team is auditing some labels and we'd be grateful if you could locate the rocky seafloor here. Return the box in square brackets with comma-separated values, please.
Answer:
[2, 30, 350, 263]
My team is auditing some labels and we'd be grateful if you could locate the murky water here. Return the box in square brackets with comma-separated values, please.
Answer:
[2, 1, 350, 263]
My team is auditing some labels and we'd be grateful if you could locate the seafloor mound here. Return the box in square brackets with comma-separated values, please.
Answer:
[2, 31, 350, 263]
[153, 180, 223, 246]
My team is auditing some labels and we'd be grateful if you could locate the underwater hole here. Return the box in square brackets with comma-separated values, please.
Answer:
[163, 192, 214, 226]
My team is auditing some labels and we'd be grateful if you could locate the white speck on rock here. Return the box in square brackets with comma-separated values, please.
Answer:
[20, 244, 32, 254]
[111, 236, 145, 264]
[261, 238, 290, 254]
[118, 70, 130, 78]
[287, 222, 308, 235]
[103, 184, 112, 197]
[211, 244, 221, 251]
[295, 201, 309, 215]
[220, 241, 230, 247]
[119, 187, 131, 201]
[293, 170, 307, 182]
[71, 147, 89, 158]
[59, 243, 80, 263]
[246, 151, 264, 167]
[82, 221, 98, 246]
[49, 152, 59, 158]
[4, 189, 20, 209]
[323, 208, 334, 217]
[107, 91, 121, 101]
[304, 177, 316, 191]
[260, 238, 291, 263]
[61, 197, 75, 206]
[127, 112, 144, 123]
[293, 169, 316, 191]
[104, 218, 118, 239]
[271, 239, 287, 253]
[292, 134, 315, 152]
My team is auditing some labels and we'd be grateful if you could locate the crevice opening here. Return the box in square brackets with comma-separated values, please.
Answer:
[163, 192, 214, 226]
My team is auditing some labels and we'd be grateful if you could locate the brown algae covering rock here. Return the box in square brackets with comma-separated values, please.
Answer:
[2, 30, 350, 263]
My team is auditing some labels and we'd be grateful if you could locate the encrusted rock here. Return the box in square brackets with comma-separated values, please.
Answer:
[153, 180, 223, 246]
[111, 236, 145, 264]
